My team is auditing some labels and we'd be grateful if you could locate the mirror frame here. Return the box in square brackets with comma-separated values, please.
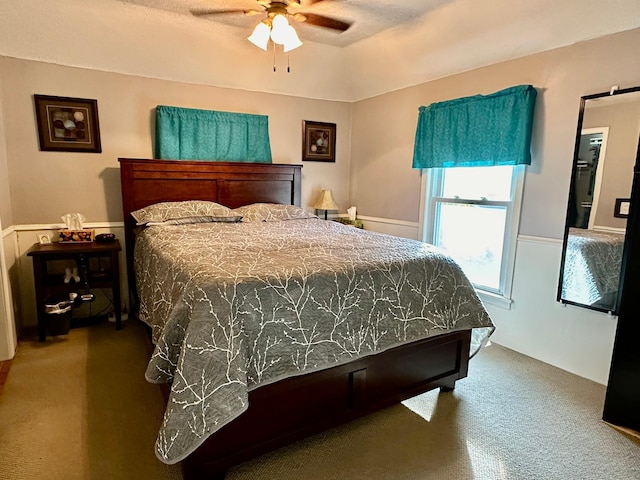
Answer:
[557, 86, 640, 315]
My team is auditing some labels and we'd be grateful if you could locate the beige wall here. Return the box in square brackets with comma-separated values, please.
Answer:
[1, 22, 639, 380]
[349, 28, 640, 238]
[0, 0, 350, 102]
[342, 1, 640, 102]
[0, 76, 16, 359]
[583, 99, 640, 229]
[345, 28, 640, 384]
[0, 75, 10, 226]
[0, 57, 352, 226]
[0, 57, 352, 337]
[4, 0, 639, 105]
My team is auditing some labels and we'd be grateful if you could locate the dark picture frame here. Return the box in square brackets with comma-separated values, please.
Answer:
[34, 94, 102, 153]
[302, 120, 336, 162]
[614, 198, 631, 218]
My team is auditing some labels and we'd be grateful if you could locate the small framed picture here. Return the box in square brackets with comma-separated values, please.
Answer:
[34, 94, 102, 153]
[614, 198, 631, 218]
[302, 120, 336, 162]
[38, 234, 51, 245]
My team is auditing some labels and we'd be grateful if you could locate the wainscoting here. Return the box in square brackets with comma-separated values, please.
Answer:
[0, 225, 18, 360]
[488, 236, 617, 385]
[358, 215, 420, 240]
[354, 219, 618, 385]
[1, 217, 618, 384]
[0, 223, 127, 358]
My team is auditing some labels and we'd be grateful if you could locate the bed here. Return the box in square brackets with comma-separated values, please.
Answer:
[119, 157, 494, 479]
[561, 227, 625, 310]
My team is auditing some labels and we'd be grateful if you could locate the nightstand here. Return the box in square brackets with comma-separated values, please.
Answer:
[27, 240, 122, 341]
[334, 218, 364, 229]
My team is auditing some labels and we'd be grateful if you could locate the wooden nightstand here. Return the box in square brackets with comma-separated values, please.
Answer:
[27, 240, 122, 341]
[334, 218, 364, 229]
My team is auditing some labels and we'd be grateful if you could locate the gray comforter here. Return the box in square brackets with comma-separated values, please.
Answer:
[135, 218, 494, 463]
[561, 227, 624, 309]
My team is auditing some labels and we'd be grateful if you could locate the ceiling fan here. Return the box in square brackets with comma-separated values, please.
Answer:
[191, 1, 353, 49]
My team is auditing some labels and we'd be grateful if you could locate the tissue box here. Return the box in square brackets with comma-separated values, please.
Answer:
[58, 229, 95, 243]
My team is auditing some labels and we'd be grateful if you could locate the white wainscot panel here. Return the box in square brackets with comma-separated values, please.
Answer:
[487, 236, 618, 385]
[15, 225, 127, 330]
[358, 216, 419, 240]
[345, 217, 616, 385]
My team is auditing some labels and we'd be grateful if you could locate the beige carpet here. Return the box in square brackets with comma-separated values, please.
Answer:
[1, 321, 639, 480]
[0, 320, 181, 480]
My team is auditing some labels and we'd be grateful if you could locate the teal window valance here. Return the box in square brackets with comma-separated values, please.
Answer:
[412, 85, 537, 169]
[155, 105, 272, 163]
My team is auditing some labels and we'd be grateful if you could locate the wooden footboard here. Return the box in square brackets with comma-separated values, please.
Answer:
[180, 329, 471, 479]
[117, 159, 475, 478]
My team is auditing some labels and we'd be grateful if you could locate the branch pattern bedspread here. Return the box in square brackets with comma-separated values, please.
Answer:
[135, 218, 494, 463]
[561, 227, 624, 308]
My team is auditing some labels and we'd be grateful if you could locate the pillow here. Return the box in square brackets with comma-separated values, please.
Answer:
[232, 203, 317, 222]
[131, 200, 241, 226]
[145, 215, 243, 226]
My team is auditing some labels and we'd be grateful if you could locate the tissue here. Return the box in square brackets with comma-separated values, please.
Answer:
[59, 213, 94, 242]
[61, 213, 86, 230]
[347, 206, 357, 221]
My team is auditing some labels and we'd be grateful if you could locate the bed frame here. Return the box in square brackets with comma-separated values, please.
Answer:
[119, 157, 472, 479]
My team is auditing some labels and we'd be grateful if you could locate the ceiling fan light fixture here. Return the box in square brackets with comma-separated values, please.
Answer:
[283, 25, 303, 52]
[269, 14, 290, 45]
[248, 20, 271, 50]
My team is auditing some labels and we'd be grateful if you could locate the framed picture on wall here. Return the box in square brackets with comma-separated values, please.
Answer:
[302, 120, 336, 162]
[34, 94, 102, 153]
[614, 198, 631, 218]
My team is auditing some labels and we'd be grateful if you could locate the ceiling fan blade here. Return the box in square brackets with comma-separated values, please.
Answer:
[190, 8, 262, 17]
[298, 13, 352, 32]
[304, 0, 349, 5]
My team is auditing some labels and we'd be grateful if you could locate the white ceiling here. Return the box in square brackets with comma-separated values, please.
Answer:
[2, 0, 640, 102]
[119, 0, 467, 47]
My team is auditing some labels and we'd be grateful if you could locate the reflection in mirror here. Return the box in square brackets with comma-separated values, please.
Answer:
[558, 87, 640, 314]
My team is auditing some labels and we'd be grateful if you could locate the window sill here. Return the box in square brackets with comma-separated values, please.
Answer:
[477, 290, 513, 310]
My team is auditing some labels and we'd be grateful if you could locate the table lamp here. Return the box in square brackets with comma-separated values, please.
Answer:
[313, 189, 339, 220]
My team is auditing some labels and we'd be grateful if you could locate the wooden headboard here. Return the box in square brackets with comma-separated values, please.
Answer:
[118, 158, 302, 301]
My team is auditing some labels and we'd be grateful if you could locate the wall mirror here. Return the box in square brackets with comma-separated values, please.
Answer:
[558, 86, 640, 314]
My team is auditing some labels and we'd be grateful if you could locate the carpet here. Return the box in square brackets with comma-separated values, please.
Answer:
[1, 321, 639, 480]
[226, 342, 640, 480]
[0, 320, 181, 480]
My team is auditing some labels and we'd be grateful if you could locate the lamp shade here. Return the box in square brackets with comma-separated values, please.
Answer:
[313, 189, 339, 212]
[248, 21, 271, 50]
[270, 14, 290, 45]
[283, 25, 303, 52]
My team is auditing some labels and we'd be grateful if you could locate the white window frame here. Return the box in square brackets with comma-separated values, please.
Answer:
[418, 165, 526, 310]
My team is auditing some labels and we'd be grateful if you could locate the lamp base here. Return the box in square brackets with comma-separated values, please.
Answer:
[314, 209, 330, 220]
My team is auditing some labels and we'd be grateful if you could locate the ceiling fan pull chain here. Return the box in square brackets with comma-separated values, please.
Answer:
[273, 42, 277, 72]
[287, 54, 291, 73]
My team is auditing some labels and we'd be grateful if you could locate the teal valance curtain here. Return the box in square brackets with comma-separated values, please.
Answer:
[155, 106, 272, 163]
[412, 85, 537, 169]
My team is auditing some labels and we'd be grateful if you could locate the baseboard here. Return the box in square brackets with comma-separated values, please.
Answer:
[604, 421, 640, 440]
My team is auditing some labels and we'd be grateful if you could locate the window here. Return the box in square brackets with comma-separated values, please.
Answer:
[420, 165, 525, 307]
[412, 85, 536, 308]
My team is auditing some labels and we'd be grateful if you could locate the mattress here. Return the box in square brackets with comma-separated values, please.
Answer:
[134, 215, 494, 463]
